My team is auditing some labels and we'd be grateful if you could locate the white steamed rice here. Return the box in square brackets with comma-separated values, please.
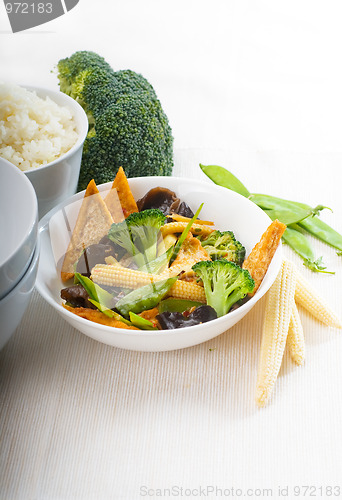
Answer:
[0, 83, 78, 171]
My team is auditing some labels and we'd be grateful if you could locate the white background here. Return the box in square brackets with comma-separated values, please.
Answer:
[2, 0, 342, 155]
[1, 2, 342, 499]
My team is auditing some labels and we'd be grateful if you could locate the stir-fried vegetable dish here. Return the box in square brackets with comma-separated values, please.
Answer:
[60, 168, 284, 330]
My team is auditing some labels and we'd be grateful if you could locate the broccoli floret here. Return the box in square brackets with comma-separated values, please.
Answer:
[57, 51, 174, 191]
[107, 220, 136, 260]
[200, 230, 246, 266]
[192, 260, 255, 317]
[108, 209, 166, 268]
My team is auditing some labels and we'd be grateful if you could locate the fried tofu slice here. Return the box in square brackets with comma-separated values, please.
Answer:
[63, 305, 140, 329]
[61, 179, 114, 282]
[166, 233, 211, 278]
[104, 166, 138, 220]
[242, 219, 286, 295]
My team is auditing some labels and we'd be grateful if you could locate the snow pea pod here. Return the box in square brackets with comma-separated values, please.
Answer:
[200, 163, 339, 272]
[74, 273, 133, 323]
[115, 277, 177, 318]
[129, 312, 158, 330]
[298, 216, 342, 252]
[249, 193, 313, 212]
[251, 194, 329, 218]
[199, 164, 251, 198]
[264, 207, 314, 226]
[158, 298, 203, 314]
[282, 227, 333, 273]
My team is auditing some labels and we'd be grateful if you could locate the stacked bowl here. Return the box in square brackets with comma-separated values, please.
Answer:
[0, 158, 39, 349]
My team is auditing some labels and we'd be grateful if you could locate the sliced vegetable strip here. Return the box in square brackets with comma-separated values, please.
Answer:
[169, 203, 204, 265]
[167, 213, 215, 226]
[256, 259, 297, 407]
[287, 302, 305, 366]
[160, 221, 214, 238]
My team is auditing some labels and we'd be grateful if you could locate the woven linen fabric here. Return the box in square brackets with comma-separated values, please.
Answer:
[1, 149, 342, 500]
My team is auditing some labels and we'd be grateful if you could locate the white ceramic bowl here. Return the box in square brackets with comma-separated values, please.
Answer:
[0, 236, 40, 350]
[22, 85, 88, 219]
[0, 158, 38, 300]
[36, 176, 282, 352]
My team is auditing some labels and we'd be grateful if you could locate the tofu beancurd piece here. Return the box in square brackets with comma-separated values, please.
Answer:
[243, 219, 286, 296]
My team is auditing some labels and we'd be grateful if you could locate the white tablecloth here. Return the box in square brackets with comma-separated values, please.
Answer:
[1, 2, 342, 499]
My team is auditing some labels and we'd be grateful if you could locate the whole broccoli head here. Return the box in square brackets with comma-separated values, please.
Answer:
[192, 259, 255, 317]
[200, 230, 246, 266]
[108, 208, 166, 269]
[57, 51, 174, 191]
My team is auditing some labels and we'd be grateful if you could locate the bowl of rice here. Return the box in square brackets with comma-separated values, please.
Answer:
[0, 83, 89, 219]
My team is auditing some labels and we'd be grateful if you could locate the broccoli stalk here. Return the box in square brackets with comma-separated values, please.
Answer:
[192, 260, 255, 317]
[108, 209, 166, 269]
[200, 230, 246, 266]
[57, 51, 174, 191]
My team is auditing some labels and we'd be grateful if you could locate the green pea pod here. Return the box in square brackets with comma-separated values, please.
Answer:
[251, 193, 330, 218]
[75, 273, 116, 310]
[264, 207, 313, 226]
[158, 298, 203, 314]
[129, 312, 158, 330]
[298, 215, 342, 252]
[249, 193, 313, 212]
[199, 164, 251, 198]
[115, 277, 178, 318]
[199, 163, 338, 273]
[89, 299, 133, 324]
[282, 227, 333, 274]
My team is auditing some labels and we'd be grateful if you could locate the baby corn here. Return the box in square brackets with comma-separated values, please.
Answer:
[256, 259, 297, 407]
[91, 264, 206, 302]
[287, 302, 305, 366]
[295, 270, 342, 329]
